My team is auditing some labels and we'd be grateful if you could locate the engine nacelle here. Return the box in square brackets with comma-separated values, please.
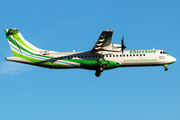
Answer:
[101, 44, 122, 52]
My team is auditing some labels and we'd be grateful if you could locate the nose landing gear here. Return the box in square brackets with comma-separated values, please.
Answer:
[164, 64, 168, 71]
[165, 67, 168, 71]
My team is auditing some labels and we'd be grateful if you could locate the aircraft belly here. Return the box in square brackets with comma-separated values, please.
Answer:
[48, 60, 80, 69]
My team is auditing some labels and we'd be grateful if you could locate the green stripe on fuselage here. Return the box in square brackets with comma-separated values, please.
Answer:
[12, 51, 69, 68]
[56, 58, 120, 70]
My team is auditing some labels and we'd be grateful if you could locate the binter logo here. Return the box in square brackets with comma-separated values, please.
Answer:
[130, 50, 157, 54]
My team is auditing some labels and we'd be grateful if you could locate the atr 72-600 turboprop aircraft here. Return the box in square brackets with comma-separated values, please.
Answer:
[4, 28, 176, 77]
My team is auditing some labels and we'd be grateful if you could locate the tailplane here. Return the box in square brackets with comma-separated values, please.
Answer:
[4, 28, 49, 57]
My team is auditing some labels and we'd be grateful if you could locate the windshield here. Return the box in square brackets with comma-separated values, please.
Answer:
[160, 51, 168, 54]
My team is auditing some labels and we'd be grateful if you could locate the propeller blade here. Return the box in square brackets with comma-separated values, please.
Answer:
[121, 36, 126, 54]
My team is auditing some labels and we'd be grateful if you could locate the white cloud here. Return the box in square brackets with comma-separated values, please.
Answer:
[0, 61, 33, 75]
[66, 16, 92, 25]
[18, 95, 32, 97]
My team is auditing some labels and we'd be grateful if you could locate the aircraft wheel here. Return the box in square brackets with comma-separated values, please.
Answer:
[95, 71, 101, 77]
[165, 67, 168, 71]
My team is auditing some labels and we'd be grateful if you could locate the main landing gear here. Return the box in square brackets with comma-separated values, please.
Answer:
[95, 64, 106, 77]
[95, 70, 101, 77]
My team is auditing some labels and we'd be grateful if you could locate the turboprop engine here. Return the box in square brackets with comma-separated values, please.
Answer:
[101, 44, 122, 52]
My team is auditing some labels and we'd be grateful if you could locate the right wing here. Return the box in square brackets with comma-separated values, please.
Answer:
[91, 30, 113, 53]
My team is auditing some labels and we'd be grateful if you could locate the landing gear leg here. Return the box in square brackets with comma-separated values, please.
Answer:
[164, 64, 168, 71]
[95, 70, 101, 77]
[99, 64, 106, 72]
[99, 67, 104, 72]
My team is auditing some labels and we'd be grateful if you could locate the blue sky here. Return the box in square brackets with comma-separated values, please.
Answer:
[0, 0, 180, 120]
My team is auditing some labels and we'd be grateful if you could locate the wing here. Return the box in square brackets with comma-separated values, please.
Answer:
[91, 30, 113, 53]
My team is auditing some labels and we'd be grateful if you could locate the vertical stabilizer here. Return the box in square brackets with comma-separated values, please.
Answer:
[4, 28, 43, 56]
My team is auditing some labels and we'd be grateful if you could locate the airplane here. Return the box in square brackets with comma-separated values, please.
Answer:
[4, 28, 176, 77]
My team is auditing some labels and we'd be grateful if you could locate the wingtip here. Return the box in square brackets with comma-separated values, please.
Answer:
[104, 30, 113, 32]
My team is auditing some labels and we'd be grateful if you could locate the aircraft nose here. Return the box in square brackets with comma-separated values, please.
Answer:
[173, 57, 176, 62]
[171, 56, 176, 63]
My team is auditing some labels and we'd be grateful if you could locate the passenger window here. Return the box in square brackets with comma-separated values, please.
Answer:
[113, 55, 115, 57]
[120, 55, 122, 57]
[123, 55, 125, 57]
[102, 55, 104, 57]
[109, 55, 111, 57]
[136, 54, 138, 56]
[106, 55, 108, 57]
[140, 54, 142, 56]
[116, 55, 118, 57]
[127, 54, 128, 57]
[130, 54, 132, 57]
[133, 54, 135, 57]
[143, 54, 145, 56]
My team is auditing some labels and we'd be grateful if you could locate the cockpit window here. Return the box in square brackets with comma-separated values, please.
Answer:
[160, 51, 168, 54]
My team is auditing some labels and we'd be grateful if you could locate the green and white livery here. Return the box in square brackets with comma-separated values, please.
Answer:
[4, 28, 176, 77]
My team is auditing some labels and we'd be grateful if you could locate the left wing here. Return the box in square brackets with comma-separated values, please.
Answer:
[91, 30, 113, 53]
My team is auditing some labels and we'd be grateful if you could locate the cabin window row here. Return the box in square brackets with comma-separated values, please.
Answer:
[59, 54, 146, 59]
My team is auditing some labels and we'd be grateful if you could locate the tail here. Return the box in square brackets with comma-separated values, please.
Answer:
[4, 28, 49, 57]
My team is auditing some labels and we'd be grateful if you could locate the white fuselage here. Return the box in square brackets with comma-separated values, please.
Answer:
[39, 49, 176, 68]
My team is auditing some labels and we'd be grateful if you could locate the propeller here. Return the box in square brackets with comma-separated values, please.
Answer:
[121, 36, 126, 54]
